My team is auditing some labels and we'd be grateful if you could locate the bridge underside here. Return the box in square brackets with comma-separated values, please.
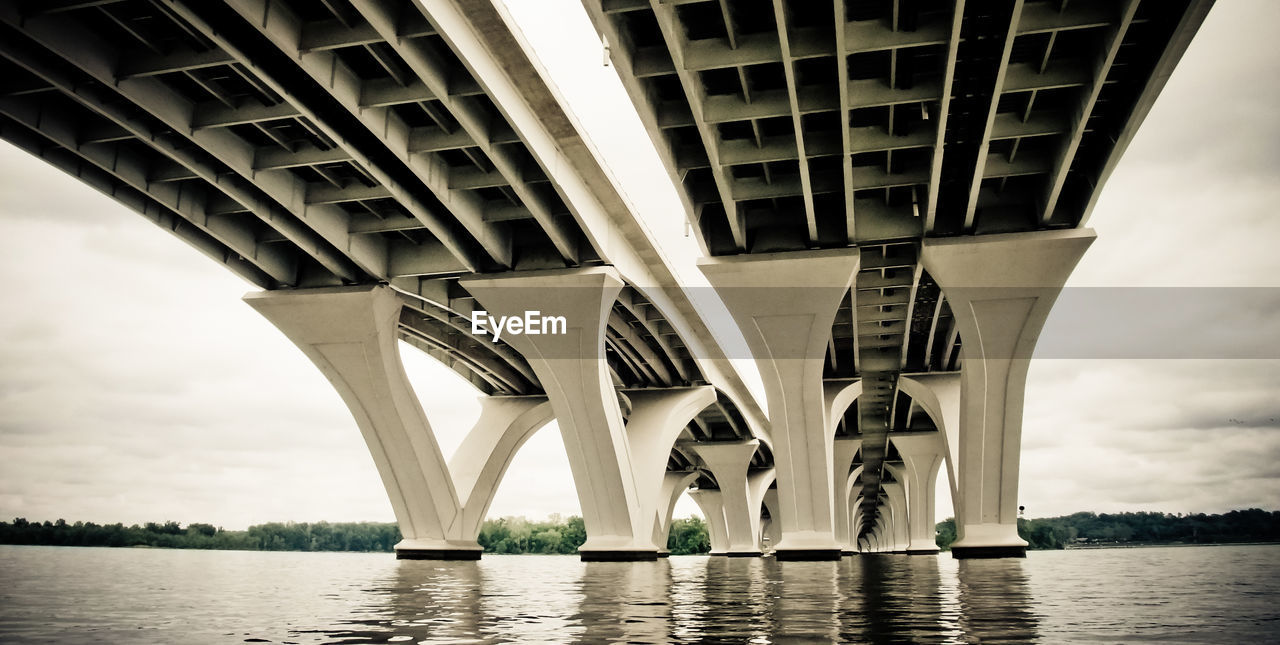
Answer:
[0, 0, 1212, 559]
[586, 0, 1211, 550]
[0, 0, 781, 559]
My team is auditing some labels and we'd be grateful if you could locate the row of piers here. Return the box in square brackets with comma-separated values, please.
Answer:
[248, 227, 1092, 561]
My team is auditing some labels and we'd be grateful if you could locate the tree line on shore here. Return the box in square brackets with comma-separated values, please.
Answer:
[4, 508, 1276, 554]
[474, 515, 710, 555]
[0, 515, 713, 555]
[0, 517, 402, 552]
[935, 508, 1280, 550]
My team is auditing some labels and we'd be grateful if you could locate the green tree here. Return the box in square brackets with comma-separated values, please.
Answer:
[935, 518, 957, 550]
[563, 516, 587, 550]
[667, 517, 710, 554]
[187, 523, 218, 537]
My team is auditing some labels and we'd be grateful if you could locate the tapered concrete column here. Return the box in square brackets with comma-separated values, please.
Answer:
[650, 470, 701, 557]
[461, 267, 654, 560]
[894, 514, 909, 552]
[624, 386, 717, 551]
[827, 380, 861, 556]
[844, 465, 865, 552]
[851, 503, 865, 553]
[747, 469, 776, 553]
[693, 441, 763, 556]
[690, 489, 730, 554]
[825, 380, 863, 435]
[246, 285, 554, 559]
[922, 229, 1095, 558]
[447, 395, 556, 546]
[880, 513, 898, 552]
[655, 471, 700, 555]
[876, 509, 892, 552]
[876, 512, 894, 552]
[761, 488, 782, 551]
[832, 438, 862, 553]
[891, 434, 945, 554]
[748, 469, 776, 510]
[882, 469, 910, 553]
[700, 250, 860, 560]
[898, 375, 960, 516]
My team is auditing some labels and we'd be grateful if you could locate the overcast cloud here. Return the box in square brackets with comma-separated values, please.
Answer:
[0, 0, 1276, 530]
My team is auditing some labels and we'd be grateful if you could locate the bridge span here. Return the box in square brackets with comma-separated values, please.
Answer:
[0, 0, 1211, 559]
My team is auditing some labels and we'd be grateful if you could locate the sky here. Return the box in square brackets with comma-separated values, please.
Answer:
[0, 0, 1277, 531]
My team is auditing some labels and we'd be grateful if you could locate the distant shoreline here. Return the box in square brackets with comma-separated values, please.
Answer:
[5, 541, 1278, 557]
[935, 509, 1280, 551]
[5, 510, 1278, 556]
[1062, 540, 1280, 550]
[0, 516, 715, 556]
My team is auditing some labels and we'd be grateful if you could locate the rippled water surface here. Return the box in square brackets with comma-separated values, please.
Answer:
[1, 544, 1277, 643]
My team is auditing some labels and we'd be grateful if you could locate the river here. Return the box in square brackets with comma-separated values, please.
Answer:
[1, 544, 1276, 643]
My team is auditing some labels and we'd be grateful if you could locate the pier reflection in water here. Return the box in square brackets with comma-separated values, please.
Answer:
[3, 544, 1277, 643]
[304, 554, 1037, 643]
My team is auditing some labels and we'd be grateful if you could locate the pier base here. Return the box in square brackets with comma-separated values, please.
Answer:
[774, 548, 843, 561]
[396, 548, 482, 560]
[951, 545, 1026, 559]
[579, 550, 660, 562]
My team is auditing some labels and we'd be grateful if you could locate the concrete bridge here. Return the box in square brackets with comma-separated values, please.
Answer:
[0, 0, 1210, 560]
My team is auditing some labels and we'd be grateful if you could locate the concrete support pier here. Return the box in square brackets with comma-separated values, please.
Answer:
[898, 375, 960, 508]
[439, 394, 556, 557]
[462, 267, 659, 561]
[850, 504, 864, 554]
[833, 437, 862, 554]
[892, 434, 945, 554]
[922, 229, 1095, 559]
[623, 386, 718, 552]
[693, 441, 765, 556]
[700, 250, 860, 561]
[655, 470, 701, 556]
[761, 488, 782, 552]
[844, 467, 865, 554]
[246, 285, 554, 559]
[882, 468, 910, 553]
[690, 489, 730, 554]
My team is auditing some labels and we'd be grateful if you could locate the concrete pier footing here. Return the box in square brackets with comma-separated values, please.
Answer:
[922, 229, 1095, 559]
[700, 250, 860, 562]
[247, 285, 554, 561]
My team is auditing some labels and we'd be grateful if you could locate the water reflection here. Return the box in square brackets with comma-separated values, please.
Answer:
[312, 559, 487, 643]
[301, 554, 1039, 644]
[775, 560, 842, 641]
[681, 556, 775, 641]
[714, 557, 774, 643]
[667, 556, 712, 640]
[571, 561, 671, 643]
[956, 559, 1039, 643]
[844, 555, 898, 639]
[6, 544, 1275, 643]
[835, 554, 969, 643]
[479, 557, 583, 641]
